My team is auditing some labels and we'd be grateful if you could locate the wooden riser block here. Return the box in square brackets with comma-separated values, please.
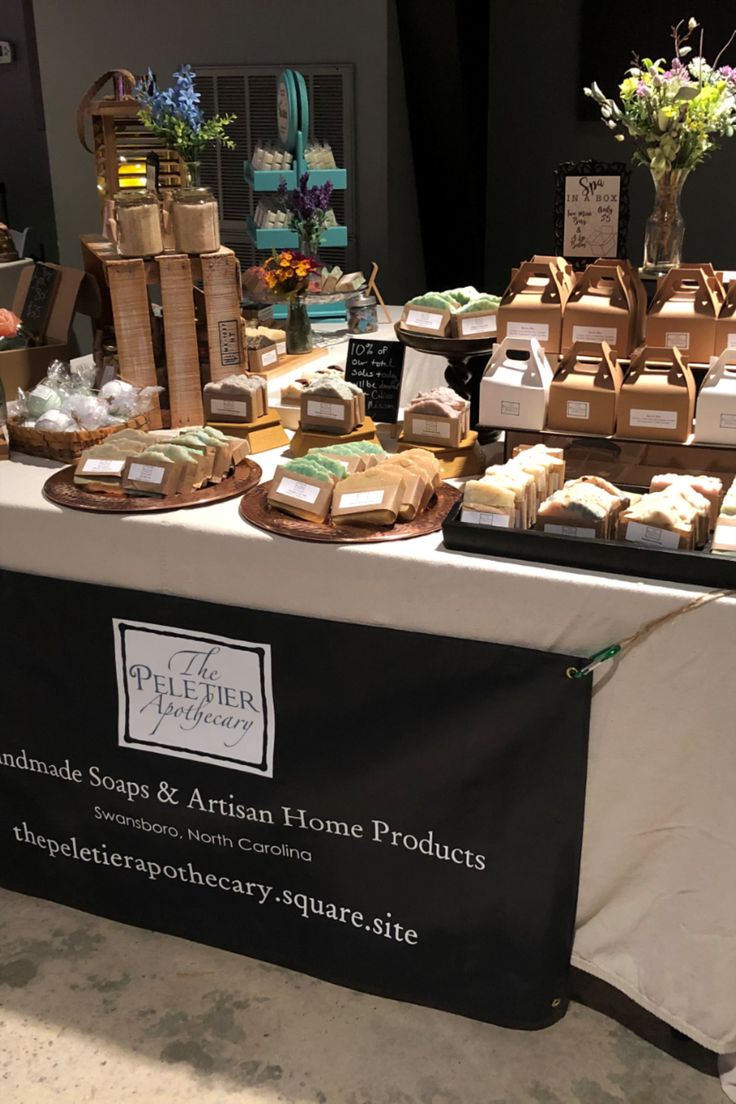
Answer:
[158, 254, 205, 428]
[201, 252, 247, 380]
[206, 409, 289, 453]
[288, 417, 380, 458]
[397, 429, 486, 478]
[250, 348, 326, 378]
[107, 258, 161, 427]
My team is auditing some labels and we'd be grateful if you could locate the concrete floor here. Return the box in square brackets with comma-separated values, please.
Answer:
[0, 888, 724, 1104]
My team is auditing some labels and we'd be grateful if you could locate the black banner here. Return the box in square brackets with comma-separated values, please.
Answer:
[0, 569, 591, 1030]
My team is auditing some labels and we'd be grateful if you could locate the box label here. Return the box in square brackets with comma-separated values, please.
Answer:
[713, 523, 736, 550]
[218, 319, 243, 367]
[727, 333, 736, 349]
[461, 508, 511, 528]
[261, 348, 278, 367]
[339, 490, 385, 508]
[211, 398, 248, 417]
[33, 384, 55, 401]
[307, 400, 343, 420]
[720, 412, 736, 429]
[507, 322, 550, 341]
[80, 458, 125, 475]
[571, 325, 617, 344]
[411, 417, 451, 439]
[665, 331, 690, 350]
[276, 341, 286, 356]
[566, 400, 590, 419]
[625, 521, 680, 549]
[405, 309, 445, 331]
[501, 400, 520, 417]
[277, 477, 321, 504]
[629, 408, 678, 430]
[129, 463, 166, 484]
[543, 524, 595, 539]
[461, 313, 496, 336]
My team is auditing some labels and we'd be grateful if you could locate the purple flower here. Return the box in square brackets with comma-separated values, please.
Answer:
[720, 65, 736, 83]
[636, 80, 650, 96]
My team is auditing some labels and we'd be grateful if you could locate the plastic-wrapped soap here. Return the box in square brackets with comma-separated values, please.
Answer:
[35, 409, 75, 431]
[27, 384, 63, 418]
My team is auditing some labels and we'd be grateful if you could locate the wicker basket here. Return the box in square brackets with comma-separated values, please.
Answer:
[8, 412, 151, 463]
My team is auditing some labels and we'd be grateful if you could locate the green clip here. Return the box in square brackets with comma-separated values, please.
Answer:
[566, 644, 621, 680]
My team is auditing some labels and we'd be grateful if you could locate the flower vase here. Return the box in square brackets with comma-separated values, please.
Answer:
[298, 231, 322, 266]
[183, 160, 202, 188]
[286, 296, 313, 354]
[642, 169, 689, 278]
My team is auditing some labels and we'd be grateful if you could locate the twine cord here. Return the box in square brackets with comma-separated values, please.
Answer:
[566, 588, 735, 680]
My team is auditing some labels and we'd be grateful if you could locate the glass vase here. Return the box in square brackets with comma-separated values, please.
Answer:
[286, 296, 313, 354]
[642, 168, 689, 278]
[298, 229, 322, 265]
[183, 160, 202, 188]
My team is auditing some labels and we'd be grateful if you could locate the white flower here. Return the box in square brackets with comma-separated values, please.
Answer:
[688, 16, 698, 31]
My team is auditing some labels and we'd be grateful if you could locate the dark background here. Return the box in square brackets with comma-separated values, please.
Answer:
[3, 0, 736, 302]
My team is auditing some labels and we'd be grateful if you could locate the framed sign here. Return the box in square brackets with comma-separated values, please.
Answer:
[554, 161, 630, 270]
[345, 338, 406, 424]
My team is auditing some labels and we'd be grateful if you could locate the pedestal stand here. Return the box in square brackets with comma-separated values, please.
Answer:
[207, 410, 289, 454]
[288, 417, 379, 458]
[397, 430, 486, 478]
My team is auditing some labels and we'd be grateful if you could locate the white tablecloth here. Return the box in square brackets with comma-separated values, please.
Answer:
[2, 313, 736, 1055]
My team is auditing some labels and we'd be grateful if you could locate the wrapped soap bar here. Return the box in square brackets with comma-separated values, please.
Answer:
[300, 378, 363, 435]
[381, 455, 431, 519]
[204, 374, 267, 423]
[616, 489, 701, 550]
[649, 473, 723, 528]
[122, 455, 181, 496]
[331, 468, 406, 526]
[268, 462, 336, 523]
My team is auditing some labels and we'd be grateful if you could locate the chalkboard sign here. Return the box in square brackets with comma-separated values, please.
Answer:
[345, 338, 406, 424]
[553, 161, 630, 271]
[20, 263, 60, 341]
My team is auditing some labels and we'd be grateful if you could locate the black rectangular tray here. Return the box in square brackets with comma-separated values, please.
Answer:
[442, 500, 736, 590]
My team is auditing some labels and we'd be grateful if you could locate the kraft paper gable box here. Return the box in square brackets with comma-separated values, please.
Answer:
[694, 348, 736, 445]
[1, 263, 100, 400]
[714, 280, 736, 356]
[645, 267, 719, 362]
[618, 346, 695, 443]
[496, 256, 573, 354]
[547, 341, 623, 435]
[592, 258, 647, 348]
[478, 336, 553, 430]
[561, 264, 634, 355]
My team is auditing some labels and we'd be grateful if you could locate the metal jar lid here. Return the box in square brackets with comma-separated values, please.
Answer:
[348, 293, 376, 308]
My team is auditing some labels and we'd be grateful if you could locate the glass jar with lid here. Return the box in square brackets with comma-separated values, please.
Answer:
[172, 187, 221, 255]
[114, 189, 163, 257]
[347, 292, 378, 334]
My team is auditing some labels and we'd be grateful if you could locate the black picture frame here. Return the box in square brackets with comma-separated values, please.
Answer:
[554, 161, 631, 271]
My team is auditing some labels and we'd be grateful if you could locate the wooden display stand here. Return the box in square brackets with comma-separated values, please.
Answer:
[81, 236, 246, 428]
[207, 409, 289, 454]
[398, 429, 486, 478]
[288, 417, 380, 458]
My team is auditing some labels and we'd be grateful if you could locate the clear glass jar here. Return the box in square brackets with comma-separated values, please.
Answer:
[172, 187, 221, 255]
[347, 293, 378, 334]
[114, 189, 163, 257]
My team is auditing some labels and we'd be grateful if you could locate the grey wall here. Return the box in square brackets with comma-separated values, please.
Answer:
[31, 0, 418, 304]
[486, 0, 736, 293]
[0, 0, 57, 263]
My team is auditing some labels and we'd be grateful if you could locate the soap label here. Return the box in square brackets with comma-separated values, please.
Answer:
[338, 490, 385, 508]
[307, 400, 343, 420]
[261, 348, 278, 367]
[461, 508, 511, 528]
[128, 463, 166, 484]
[572, 325, 617, 344]
[629, 408, 678, 429]
[211, 398, 248, 416]
[665, 331, 690, 350]
[276, 341, 286, 356]
[461, 313, 496, 336]
[33, 384, 54, 401]
[543, 524, 595, 539]
[405, 309, 445, 331]
[412, 417, 451, 439]
[507, 322, 549, 341]
[713, 523, 736, 549]
[80, 458, 125, 475]
[501, 400, 520, 417]
[625, 522, 680, 549]
[727, 333, 736, 349]
[566, 400, 590, 419]
[113, 618, 274, 777]
[720, 413, 736, 429]
[277, 477, 321, 504]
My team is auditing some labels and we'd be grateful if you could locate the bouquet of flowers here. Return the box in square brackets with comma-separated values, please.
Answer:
[277, 173, 334, 251]
[584, 17, 736, 175]
[262, 250, 320, 300]
[132, 65, 236, 167]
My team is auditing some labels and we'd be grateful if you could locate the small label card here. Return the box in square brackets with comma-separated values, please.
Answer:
[412, 417, 451, 439]
[80, 458, 126, 475]
[507, 322, 550, 341]
[720, 412, 736, 429]
[665, 331, 690, 350]
[629, 408, 678, 430]
[406, 309, 444, 330]
[307, 400, 343, 420]
[501, 400, 521, 417]
[211, 398, 248, 417]
[129, 463, 166, 484]
[461, 508, 511, 528]
[566, 400, 590, 419]
[625, 522, 680, 549]
[572, 325, 617, 344]
[278, 477, 321, 504]
[728, 333, 736, 349]
[544, 524, 595, 539]
[261, 348, 278, 367]
[339, 490, 385, 508]
[461, 313, 496, 336]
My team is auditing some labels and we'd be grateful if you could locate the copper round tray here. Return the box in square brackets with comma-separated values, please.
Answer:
[43, 459, 262, 514]
[394, 322, 497, 358]
[239, 480, 461, 544]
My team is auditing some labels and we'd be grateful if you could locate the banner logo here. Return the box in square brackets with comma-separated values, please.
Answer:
[113, 619, 275, 777]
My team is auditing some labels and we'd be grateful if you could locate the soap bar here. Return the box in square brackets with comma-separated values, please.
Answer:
[204, 373, 267, 423]
[122, 456, 181, 497]
[268, 464, 334, 523]
[331, 468, 405, 526]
